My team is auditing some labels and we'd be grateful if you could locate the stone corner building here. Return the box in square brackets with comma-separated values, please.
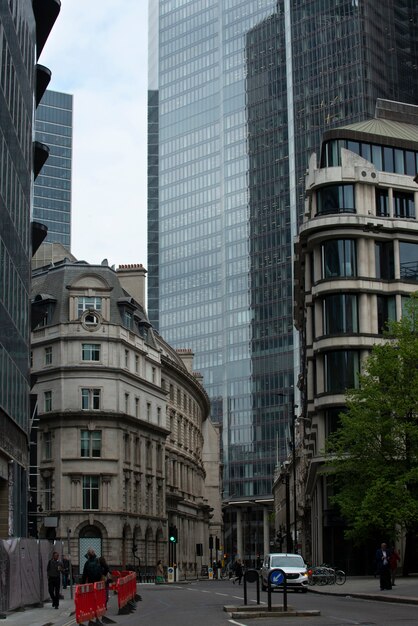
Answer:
[279, 99, 418, 573]
[31, 259, 221, 577]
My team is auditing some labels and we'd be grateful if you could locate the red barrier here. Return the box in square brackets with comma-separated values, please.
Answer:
[74, 584, 95, 625]
[116, 571, 137, 611]
[93, 580, 107, 618]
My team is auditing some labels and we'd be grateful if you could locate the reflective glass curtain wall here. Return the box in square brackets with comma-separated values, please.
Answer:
[34, 90, 73, 248]
[0, 0, 36, 537]
[148, 0, 418, 504]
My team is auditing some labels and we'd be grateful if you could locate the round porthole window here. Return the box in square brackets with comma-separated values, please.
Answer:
[81, 309, 102, 331]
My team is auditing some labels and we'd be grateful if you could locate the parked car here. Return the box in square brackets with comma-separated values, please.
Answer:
[260, 553, 308, 592]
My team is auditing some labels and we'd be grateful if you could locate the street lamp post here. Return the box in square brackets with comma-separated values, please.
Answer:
[291, 415, 297, 551]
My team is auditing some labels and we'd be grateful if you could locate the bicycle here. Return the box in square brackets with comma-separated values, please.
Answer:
[307, 565, 346, 585]
[321, 564, 346, 585]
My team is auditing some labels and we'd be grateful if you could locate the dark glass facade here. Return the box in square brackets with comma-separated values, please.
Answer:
[0, 0, 36, 537]
[34, 89, 73, 248]
[148, 0, 418, 512]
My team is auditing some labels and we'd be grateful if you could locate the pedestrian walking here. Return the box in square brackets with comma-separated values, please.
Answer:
[232, 559, 243, 585]
[81, 548, 102, 584]
[156, 559, 165, 584]
[47, 551, 62, 609]
[61, 556, 70, 589]
[389, 546, 401, 586]
[376, 542, 392, 591]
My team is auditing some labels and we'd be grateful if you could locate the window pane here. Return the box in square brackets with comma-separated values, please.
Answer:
[78, 296, 102, 316]
[323, 294, 358, 334]
[324, 351, 360, 392]
[399, 242, 418, 281]
[371, 145, 383, 170]
[81, 431, 89, 457]
[393, 191, 415, 218]
[83, 476, 99, 509]
[82, 344, 100, 361]
[394, 149, 405, 174]
[383, 146, 394, 172]
[375, 241, 394, 279]
[376, 189, 389, 216]
[322, 239, 357, 278]
[377, 295, 396, 333]
[317, 184, 354, 215]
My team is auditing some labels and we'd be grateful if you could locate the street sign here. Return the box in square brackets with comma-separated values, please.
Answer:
[270, 569, 285, 585]
[167, 566, 174, 583]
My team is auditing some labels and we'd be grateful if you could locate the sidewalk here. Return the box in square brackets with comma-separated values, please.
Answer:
[308, 575, 418, 605]
[1, 585, 122, 626]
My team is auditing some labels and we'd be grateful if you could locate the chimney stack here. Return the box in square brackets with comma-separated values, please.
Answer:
[117, 264, 147, 308]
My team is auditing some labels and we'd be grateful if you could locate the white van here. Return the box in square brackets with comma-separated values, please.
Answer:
[260, 553, 308, 592]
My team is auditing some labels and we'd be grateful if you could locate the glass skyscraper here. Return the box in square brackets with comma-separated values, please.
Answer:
[34, 89, 73, 248]
[148, 0, 418, 556]
[0, 0, 60, 538]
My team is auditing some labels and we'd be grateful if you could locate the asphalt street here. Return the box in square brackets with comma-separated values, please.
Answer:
[4, 576, 418, 626]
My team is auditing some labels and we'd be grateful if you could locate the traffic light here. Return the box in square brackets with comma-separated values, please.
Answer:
[215, 537, 220, 550]
[169, 525, 177, 543]
[209, 535, 213, 549]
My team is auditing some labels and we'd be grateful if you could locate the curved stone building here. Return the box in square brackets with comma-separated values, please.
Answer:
[31, 259, 217, 577]
[287, 100, 418, 572]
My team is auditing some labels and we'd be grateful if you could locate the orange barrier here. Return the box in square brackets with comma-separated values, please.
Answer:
[74, 583, 95, 625]
[94, 580, 107, 619]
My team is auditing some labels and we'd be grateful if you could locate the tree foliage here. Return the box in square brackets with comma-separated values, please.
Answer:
[325, 293, 418, 543]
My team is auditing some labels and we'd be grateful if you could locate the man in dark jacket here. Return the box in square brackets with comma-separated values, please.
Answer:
[47, 551, 62, 609]
[81, 548, 102, 583]
[376, 542, 392, 591]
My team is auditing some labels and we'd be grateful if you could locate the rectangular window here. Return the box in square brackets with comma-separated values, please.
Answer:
[81, 430, 102, 457]
[325, 408, 345, 436]
[377, 295, 396, 334]
[125, 350, 129, 368]
[322, 239, 357, 278]
[375, 189, 389, 217]
[135, 355, 139, 373]
[82, 476, 99, 510]
[383, 146, 394, 172]
[399, 242, 418, 281]
[123, 310, 133, 329]
[393, 191, 415, 219]
[44, 390, 52, 412]
[375, 241, 394, 279]
[323, 294, 358, 334]
[324, 350, 360, 393]
[135, 397, 139, 418]
[77, 296, 102, 316]
[124, 433, 130, 460]
[81, 388, 101, 410]
[43, 476, 52, 511]
[44, 346, 52, 366]
[317, 184, 355, 215]
[43, 431, 52, 459]
[125, 393, 130, 414]
[82, 343, 100, 361]
[147, 402, 151, 420]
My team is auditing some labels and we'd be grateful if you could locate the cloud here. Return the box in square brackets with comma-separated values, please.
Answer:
[40, 0, 149, 266]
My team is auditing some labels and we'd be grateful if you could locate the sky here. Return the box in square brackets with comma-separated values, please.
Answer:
[40, 0, 149, 267]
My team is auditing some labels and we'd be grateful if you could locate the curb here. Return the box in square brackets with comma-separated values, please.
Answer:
[308, 588, 418, 605]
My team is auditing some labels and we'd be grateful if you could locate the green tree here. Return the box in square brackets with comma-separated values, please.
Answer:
[325, 293, 418, 545]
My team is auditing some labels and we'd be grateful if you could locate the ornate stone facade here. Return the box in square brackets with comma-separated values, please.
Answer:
[31, 259, 220, 577]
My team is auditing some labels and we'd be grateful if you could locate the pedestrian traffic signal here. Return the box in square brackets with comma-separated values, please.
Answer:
[169, 525, 177, 543]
